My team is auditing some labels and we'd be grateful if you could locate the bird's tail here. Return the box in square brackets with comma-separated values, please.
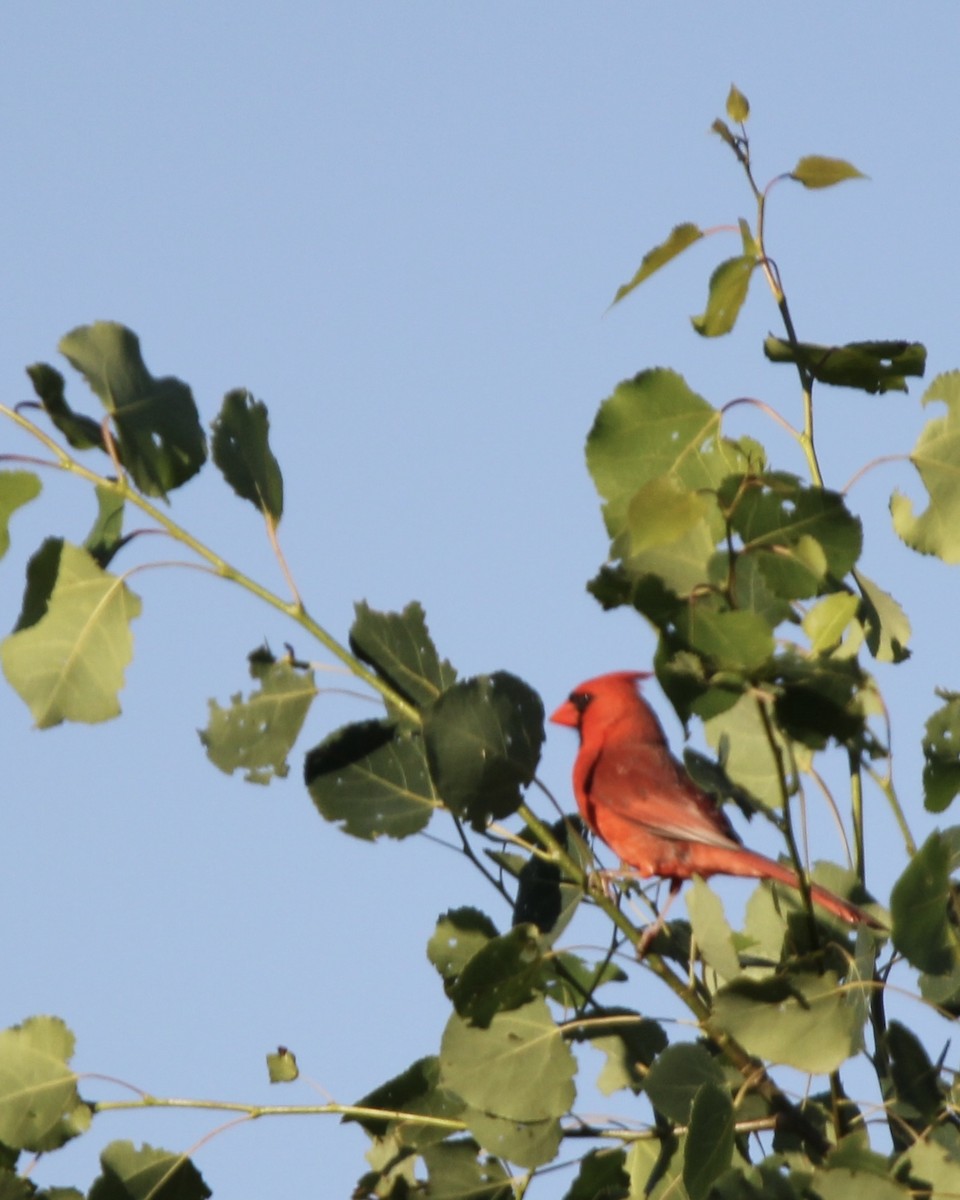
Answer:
[702, 846, 885, 929]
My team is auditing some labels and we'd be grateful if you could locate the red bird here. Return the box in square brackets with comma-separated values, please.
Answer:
[551, 670, 882, 930]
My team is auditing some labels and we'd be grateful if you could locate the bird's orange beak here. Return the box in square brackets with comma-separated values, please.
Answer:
[550, 698, 580, 728]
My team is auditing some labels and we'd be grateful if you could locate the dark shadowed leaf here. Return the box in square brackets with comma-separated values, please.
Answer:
[439, 998, 576, 1124]
[210, 389, 283, 521]
[349, 1056, 465, 1146]
[423, 672, 544, 829]
[890, 830, 960, 973]
[0, 471, 41, 561]
[884, 1021, 944, 1130]
[11, 537, 63, 631]
[87, 1141, 210, 1200]
[421, 1139, 512, 1198]
[428, 908, 500, 984]
[612, 223, 703, 305]
[200, 648, 317, 784]
[644, 1042, 725, 1124]
[684, 1083, 734, 1200]
[572, 1008, 667, 1096]
[691, 255, 755, 337]
[59, 322, 206, 498]
[790, 155, 866, 189]
[0, 542, 141, 727]
[563, 1147, 629, 1200]
[0, 1017, 90, 1153]
[923, 694, 960, 813]
[26, 362, 104, 450]
[892, 372, 960, 562]
[764, 336, 925, 394]
[304, 719, 438, 839]
[350, 600, 457, 709]
[449, 925, 544, 1026]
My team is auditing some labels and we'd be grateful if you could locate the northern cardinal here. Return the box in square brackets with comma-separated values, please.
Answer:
[551, 670, 882, 930]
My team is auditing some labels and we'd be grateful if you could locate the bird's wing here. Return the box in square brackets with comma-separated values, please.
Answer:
[589, 744, 743, 851]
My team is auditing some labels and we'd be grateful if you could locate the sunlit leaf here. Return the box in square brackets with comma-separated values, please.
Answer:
[902, 1135, 960, 1199]
[0, 542, 141, 727]
[710, 971, 863, 1073]
[200, 648, 317, 784]
[622, 476, 712, 554]
[88, 1140, 210, 1200]
[463, 1111, 562, 1170]
[803, 593, 860, 654]
[439, 998, 576, 1124]
[304, 719, 438, 839]
[687, 879, 740, 981]
[854, 569, 911, 663]
[892, 372, 960, 561]
[210, 389, 283, 521]
[675, 605, 774, 673]
[612, 223, 703, 305]
[704, 693, 784, 808]
[0, 1017, 90, 1153]
[691, 255, 755, 337]
[26, 362, 104, 450]
[0, 471, 41, 561]
[423, 672, 544, 830]
[643, 1042, 725, 1124]
[764, 336, 925, 394]
[350, 600, 456, 710]
[726, 84, 749, 122]
[923, 694, 960, 813]
[428, 908, 500, 984]
[59, 322, 206, 498]
[684, 1083, 734, 1200]
[266, 1046, 298, 1083]
[790, 155, 866, 189]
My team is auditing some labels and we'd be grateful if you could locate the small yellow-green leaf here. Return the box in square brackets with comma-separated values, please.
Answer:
[803, 592, 860, 654]
[854, 569, 911, 664]
[691, 255, 755, 337]
[791, 155, 866, 189]
[0, 470, 41, 561]
[0, 543, 141, 727]
[266, 1046, 299, 1083]
[726, 84, 749, 123]
[612, 223, 703, 306]
[892, 372, 960, 562]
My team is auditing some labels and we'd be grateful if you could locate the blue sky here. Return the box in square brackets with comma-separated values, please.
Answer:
[3, 5, 960, 1195]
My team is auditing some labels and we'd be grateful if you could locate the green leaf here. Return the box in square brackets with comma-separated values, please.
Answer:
[675, 606, 774, 673]
[11, 537, 64, 632]
[890, 830, 960, 973]
[462, 1111, 562, 1170]
[687, 878, 741, 981]
[266, 1046, 298, 1083]
[710, 118, 738, 153]
[691, 255, 755, 337]
[802, 592, 860, 654]
[772, 653, 869, 750]
[577, 1009, 667, 1096]
[704, 693, 784, 809]
[726, 84, 749, 122]
[0, 471, 41, 561]
[892, 372, 960, 561]
[26, 362, 104, 450]
[200, 648, 317, 784]
[791, 155, 866, 189]
[622, 476, 712, 554]
[563, 1148, 629, 1200]
[349, 1056, 465, 1145]
[0, 542, 141, 727]
[59, 322, 206, 498]
[449, 925, 544, 1027]
[643, 1042, 725, 1124]
[350, 600, 457, 710]
[884, 1021, 944, 1128]
[923, 694, 960, 813]
[0, 1017, 90, 1152]
[438, 998, 576, 1124]
[210, 389, 284, 522]
[427, 908, 500, 983]
[684, 1083, 735, 1200]
[764, 336, 925, 394]
[304, 719, 438, 839]
[854, 569, 911, 663]
[612, 223, 703, 305]
[421, 1140, 512, 1199]
[84, 485, 127, 568]
[710, 971, 863, 1073]
[88, 1141, 211, 1200]
[422, 672, 544, 830]
[902, 1135, 960, 1199]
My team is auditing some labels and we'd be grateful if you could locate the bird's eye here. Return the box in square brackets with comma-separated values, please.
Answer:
[569, 691, 592, 713]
